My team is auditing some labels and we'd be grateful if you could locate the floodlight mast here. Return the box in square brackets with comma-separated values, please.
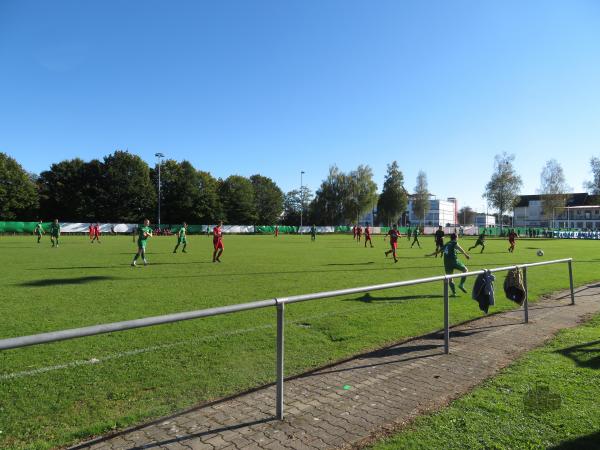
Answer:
[300, 171, 305, 234]
[155, 153, 165, 226]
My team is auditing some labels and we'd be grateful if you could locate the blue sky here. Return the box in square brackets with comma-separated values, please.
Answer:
[1, 0, 599, 212]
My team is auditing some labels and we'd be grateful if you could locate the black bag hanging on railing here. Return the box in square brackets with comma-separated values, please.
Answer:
[472, 270, 495, 314]
[504, 268, 526, 305]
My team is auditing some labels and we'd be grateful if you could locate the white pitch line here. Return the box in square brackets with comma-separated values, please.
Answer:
[0, 304, 393, 381]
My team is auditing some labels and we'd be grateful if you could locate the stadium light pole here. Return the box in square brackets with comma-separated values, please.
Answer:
[155, 153, 165, 226]
[300, 171, 305, 233]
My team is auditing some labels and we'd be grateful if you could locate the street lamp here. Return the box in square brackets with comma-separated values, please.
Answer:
[300, 171, 305, 232]
[155, 153, 165, 226]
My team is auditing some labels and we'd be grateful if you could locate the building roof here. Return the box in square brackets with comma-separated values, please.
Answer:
[515, 193, 592, 208]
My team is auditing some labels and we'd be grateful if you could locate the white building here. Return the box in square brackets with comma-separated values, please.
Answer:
[407, 197, 458, 227]
[474, 214, 496, 227]
[513, 193, 600, 229]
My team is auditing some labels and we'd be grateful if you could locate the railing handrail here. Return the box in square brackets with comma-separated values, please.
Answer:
[0, 258, 573, 352]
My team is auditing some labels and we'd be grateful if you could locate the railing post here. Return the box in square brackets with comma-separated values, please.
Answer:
[522, 267, 529, 324]
[568, 260, 575, 305]
[443, 278, 450, 354]
[276, 301, 285, 420]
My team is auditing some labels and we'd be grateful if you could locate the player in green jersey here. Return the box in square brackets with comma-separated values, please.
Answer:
[468, 230, 487, 253]
[50, 219, 60, 247]
[131, 218, 153, 266]
[443, 233, 470, 296]
[173, 222, 188, 253]
[34, 220, 44, 244]
[410, 227, 421, 248]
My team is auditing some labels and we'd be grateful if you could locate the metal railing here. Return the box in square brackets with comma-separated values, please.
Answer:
[0, 258, 575, 421]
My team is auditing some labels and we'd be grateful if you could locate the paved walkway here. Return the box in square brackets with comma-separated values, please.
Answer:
[69, 284, 600, 450]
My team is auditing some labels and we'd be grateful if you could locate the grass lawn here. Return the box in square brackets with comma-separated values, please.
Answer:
[0, 233, 598, 449]
[370, 311, 600, 450]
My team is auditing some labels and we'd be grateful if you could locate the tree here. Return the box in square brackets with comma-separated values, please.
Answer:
[0, 153, 38, 220]
[343, 165, 378, 223]
[584, 157, 600, 195]
[102, 150, 156, 222]
[539, 159, 570, 223]
[412, 171, 430, 225]
[311, 166, 347, 225]
[283, 187, 313, 225]
[80, 159, 106, 220]
[458, 206, 476, 225]
[483, 152, 523, 231]
[149, 160, 207, 224]
[37, 158, 89, 221]
[219, 175, 257, 224]
[377, 161, 408, 226]
[196, 171, 223, 223]
[250, 174, 284, 224]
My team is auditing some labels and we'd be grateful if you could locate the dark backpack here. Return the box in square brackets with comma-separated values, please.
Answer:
[472, 270, 495, 314]
[504, 268, 526, 305]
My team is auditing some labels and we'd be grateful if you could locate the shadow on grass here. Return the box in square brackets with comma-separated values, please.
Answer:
[18, 276, 115, 287]
[556, 339, 600, 369]
[32, 261, 214, 270]
[346, 292, 444, 303]
[80, 265, 447, 280]
[325, 261, 375, 266]
[549, 430, 600, 449]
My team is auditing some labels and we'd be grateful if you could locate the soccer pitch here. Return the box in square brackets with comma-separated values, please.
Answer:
[0, 233, 598, 449]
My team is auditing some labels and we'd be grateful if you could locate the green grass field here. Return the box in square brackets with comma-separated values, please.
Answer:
[371, 312, 600, 450]
[0, 233, 599, 449]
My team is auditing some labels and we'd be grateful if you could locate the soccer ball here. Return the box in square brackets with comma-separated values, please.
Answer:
[537, 249, 544, 257]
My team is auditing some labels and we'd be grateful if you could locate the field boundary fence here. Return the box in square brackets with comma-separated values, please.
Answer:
[0, 258, 575, 420]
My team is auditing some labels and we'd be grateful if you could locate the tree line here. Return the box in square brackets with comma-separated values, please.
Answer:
[1, 150, 599, 225]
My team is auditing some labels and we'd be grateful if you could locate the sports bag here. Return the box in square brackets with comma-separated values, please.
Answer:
[504, 268, 526, 305]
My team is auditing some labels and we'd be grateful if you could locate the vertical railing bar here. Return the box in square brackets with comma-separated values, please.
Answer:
[568, 260, 575, 305]
[443, 278, 450, 354]
[276, 301, 285, 420]
[522, 267, 529, 324]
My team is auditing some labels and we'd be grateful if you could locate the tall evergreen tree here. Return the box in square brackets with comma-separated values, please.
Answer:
[376, 161, 408, 226]
[458, 206, 476, 225]
[412, 171, 430, 225]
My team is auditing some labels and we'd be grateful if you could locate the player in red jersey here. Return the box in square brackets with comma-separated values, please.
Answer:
[88, 224, 94, 241]
[274, 225, 279, 237]
[212, 221, 224, 262]
[357, 225, 363, 242]
[91, 223, 101, 243]
[352, 225, 357, 240]
[364, 223, 374, 248]
[384, 224, 401, 263]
